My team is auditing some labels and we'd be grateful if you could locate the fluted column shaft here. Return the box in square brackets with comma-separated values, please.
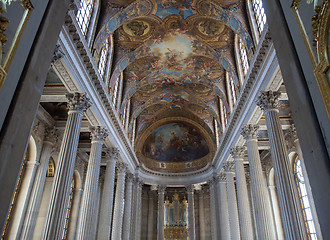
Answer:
[217, 174, 231, 240]
[209, 180, 218, 240]
[77, 127, 108, 240]
[187, 185, 196, 240]
[20, 128, 57, 240]
[97, 148, 118, 240]
[134, 179, 143, 240]
[111, 163, 127, 240]
[231, 146, 254, 240]
[42, 93, 91, 239]
[258, 91, 308, 240]
[122, 174, 133, 240]
[147, 191, 155, 240]
[225, 163, 241, 240]
[157, 186, 165, 240]
[242, 124, 277, 240]
[198, 190, 206, 240]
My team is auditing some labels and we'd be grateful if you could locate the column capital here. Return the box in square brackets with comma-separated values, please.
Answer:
[287, 124, 298, 141]
[116, 162, 127, 173]
[66, 92, 92, 113]
[186, 185, 194, 193]
[256, 91, 281, 111]
[90, 126, 108, 142]
[158, 185, 166, 194]
[241, 124, 259, 140]
[231, 146, 246, 159]
[44, 126, 58, 144]
[126, 173, 134, 182]
[105, 147, 119, 162]
[224, 161, 235, 173]
[218, 171, 227, 182]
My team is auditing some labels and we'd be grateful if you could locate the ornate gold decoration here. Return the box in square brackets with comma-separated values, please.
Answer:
[0, 0, 33, 90]
[312, 0, 330, 117]
[164, 226, 188, 240]
[47, 157, 55, 177]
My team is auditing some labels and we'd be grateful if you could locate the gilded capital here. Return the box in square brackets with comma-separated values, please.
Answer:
[231, 146, 246, 159]
[256, 91, 281, 111]
[66, 92, 92, 113]
[90, 126, 108, 142]
[241, 124, 259, 140]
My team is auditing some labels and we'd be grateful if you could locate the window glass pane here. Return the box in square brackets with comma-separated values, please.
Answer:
[239, 39, 249, 76]
[294, 156, 318, 240]
[76, 0, 93, 36]
[252, 0, 267, 33]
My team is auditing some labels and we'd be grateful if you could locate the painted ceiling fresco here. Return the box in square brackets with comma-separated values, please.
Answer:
[96, 0, 252, 172]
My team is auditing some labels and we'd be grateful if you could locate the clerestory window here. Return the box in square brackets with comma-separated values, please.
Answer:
[76, 0, 94, 36]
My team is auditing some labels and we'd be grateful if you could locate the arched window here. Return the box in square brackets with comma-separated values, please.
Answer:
[76, 0, 94, 36]
[239, 39, 249, 76]
[98, 38, 109, 79]
[294, 156, 318, 240]
[252, 0, 267, 34]
[228, 74, 237, 105]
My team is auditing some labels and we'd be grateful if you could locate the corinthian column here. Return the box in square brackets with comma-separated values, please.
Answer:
[157, 185, 166, 240]
[257, 91, 308, 240]
[111, 162, 127, 240]
[77, 126, 108, 240]
[186, 185, 196, 240]
[224, 161, 241, 240]
[241, 124, 276, 240]
[208, 178, 218, 240]
[147, 189, 156, 240]
[42, 93, 91, 239]
[97, 147, 119, 240]
[20, 127, 57, 240]
[122, 173, 133, 240]
[216, 173, 231, 240]
[231, 146, 254, 240]
[198, 188, 206, 240]
[134, 179, 143, 240]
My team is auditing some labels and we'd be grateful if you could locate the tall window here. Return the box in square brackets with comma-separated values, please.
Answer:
[294, 156, 318, 240]
[76, 0, 94, 36]
[252, 0, 267, 33]
[239, 39, 249, 76]
[98, 38, 109, 79]
[228, 74, 237, 105]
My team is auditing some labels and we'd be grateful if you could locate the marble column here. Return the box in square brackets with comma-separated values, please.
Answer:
[42, 93, 91, 239]
[208, 178, 218, 240]
[231, 146, 254, 240]
[198, 189, 206, 240]
[241, 124, 276, 240]
[134, 179, 143, 240]
[186, 185, 196, 240]
[111, 162, 127, 240]
[224, 162, 241, 240]
[122, 174, 134, 240]
[97, 147, 119, 240]
[157, 185, 166, 240]
[217, 173, 231, 240]
[77, 126, 108, 240]
[257, 91, 308, 240]
[20, 127, 57, 240]
[129, 177, 138, 238]
[147, 190, 155, 240]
